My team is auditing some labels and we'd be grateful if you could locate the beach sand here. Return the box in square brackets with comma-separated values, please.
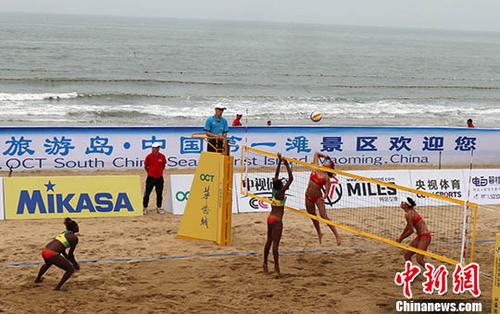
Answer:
[0, 169, 498, 313]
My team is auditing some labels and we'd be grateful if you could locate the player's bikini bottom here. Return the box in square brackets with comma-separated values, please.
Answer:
[267, 215, 280, 225]
[41, 247, 58, 261]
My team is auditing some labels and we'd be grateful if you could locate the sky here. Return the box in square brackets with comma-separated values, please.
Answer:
[2, 0, 500, 32]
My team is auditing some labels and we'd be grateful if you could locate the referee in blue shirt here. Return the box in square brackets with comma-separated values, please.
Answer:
[204, 104, 229, 154]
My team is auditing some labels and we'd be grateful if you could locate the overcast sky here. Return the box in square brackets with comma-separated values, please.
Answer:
[2, 0, 500, 32]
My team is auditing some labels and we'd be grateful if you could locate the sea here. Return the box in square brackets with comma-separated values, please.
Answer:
[1, 12, 500, 127]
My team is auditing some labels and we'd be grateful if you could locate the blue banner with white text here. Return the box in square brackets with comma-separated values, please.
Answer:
[0, 126, 497, 171]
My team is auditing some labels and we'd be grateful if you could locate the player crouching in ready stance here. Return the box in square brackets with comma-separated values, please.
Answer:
[35, 218, 80, 290]
[396, 197, 432, 267]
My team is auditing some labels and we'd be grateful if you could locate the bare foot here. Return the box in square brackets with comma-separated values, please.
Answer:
[275, 272, 281, 279]
[318, 232, 323, 244]
[34, 277, 44, 283]
[263, 263, 269, 273]
[336, 236, 341, 246]
[54, 286, 61, 291]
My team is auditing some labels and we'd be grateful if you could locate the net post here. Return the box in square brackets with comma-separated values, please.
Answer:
[219, 154, 233, 246]
[460, 201, 469, 264]
[460, 149, 475, 264]
[470, 203, 478, 262]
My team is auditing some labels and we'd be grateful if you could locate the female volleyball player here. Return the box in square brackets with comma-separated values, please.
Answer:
[396, 197, 431, 267]
[263, 153, 293, 278]
[305, 152, 341, 245]
[35, 218, 80, 290]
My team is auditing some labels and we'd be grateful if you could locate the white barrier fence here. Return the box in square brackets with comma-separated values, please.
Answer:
[167, 169, 500, 215]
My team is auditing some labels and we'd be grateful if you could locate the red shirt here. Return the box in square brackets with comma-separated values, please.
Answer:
[232, 118, 242, 126]
[144, 152, 166, 178]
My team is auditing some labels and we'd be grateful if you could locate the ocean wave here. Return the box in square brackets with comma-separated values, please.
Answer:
[0, 97, 498, 127]
[67, 110, 156, 119]
[1, 76, 498, 90]
[0, 92, 78, 101]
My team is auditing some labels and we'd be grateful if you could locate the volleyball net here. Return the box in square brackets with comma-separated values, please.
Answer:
[240, 146, 478, 265]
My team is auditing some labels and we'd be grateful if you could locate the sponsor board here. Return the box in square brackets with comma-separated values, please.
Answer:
[467, 169, 500, 204]
[0, 126, 497, 171]
[168, 173, 273, 214]
[4, 175, 142, 219]
[169, 169, 500, 214]
[170, 170, 412, 214]
[409, 169, 467, 200]
[243, 170, 412, 211]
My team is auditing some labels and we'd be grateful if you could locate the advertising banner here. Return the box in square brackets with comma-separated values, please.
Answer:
[0, 126, 498, 171]
[3, 175, 142, 220]
[408, 169, 467, 201]
[467, 169, 500, 204]
[169, 169, 500, 215]
[168, 174, 241, 214]
[243, 170, 412, 211]
[170, 170, 413, 214]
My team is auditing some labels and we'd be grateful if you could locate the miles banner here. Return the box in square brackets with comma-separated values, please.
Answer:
[4, 175, 142, 219]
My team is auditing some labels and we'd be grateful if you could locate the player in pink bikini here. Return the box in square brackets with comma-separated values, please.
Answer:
[396, 197, 432, 267]
[304, 152, 341, 245]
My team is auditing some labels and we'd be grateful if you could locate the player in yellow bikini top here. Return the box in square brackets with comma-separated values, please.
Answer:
[263, 153, 293, 278]
[35, 218, 80, 290]
[55, 231, 72, 248]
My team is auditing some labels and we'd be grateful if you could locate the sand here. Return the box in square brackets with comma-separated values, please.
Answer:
[0, 169, 498, 313]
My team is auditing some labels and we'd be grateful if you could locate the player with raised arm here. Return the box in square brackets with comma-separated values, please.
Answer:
[263, 153, 293, 278]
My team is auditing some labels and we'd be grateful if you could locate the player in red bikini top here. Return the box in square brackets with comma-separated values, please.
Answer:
[304, 152, 341, 246]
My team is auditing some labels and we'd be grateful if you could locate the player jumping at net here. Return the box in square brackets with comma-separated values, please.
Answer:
[396, 197, 432, 267]
[263, 153, 293, 278]
[35, 218, 80, 290]
[305, 152, 341, 245]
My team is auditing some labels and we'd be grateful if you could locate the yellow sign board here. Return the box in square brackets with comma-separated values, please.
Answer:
[177, 152, 232, 245]
[4, 175, 142, 219]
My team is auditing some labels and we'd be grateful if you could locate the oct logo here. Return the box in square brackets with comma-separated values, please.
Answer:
[175, 191, 190, 202]
[200, 173, 215, 182]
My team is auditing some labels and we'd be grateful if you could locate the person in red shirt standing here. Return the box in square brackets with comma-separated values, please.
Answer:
[143, 142, 167, 214]
[467, 118, 475, 128]
[232, 113, 243, 127]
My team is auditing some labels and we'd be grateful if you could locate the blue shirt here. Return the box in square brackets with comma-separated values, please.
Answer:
[204, 115, 229, 135]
